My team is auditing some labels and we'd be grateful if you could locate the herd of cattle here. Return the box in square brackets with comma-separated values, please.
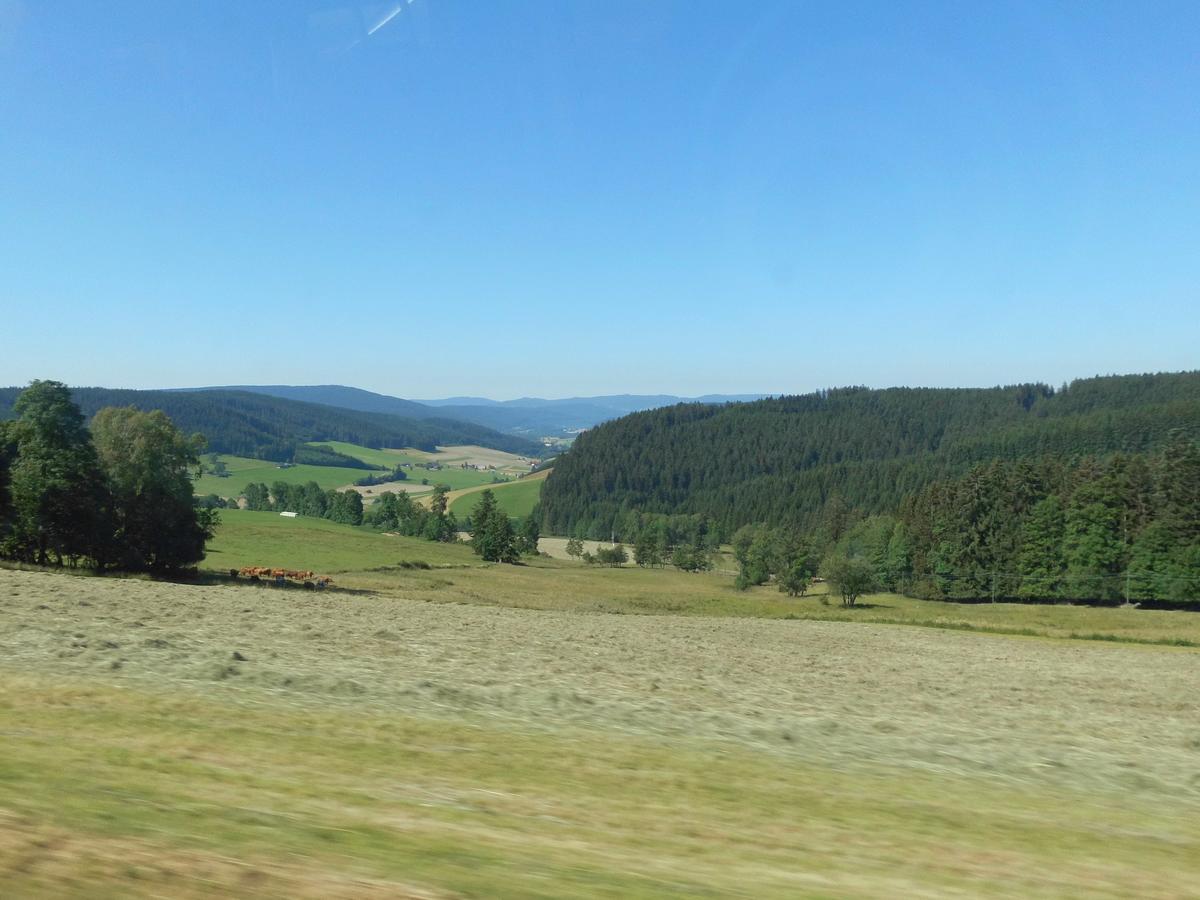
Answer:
[232, 567, 334, 589]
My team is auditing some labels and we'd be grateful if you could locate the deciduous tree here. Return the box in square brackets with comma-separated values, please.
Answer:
[820, 553, 876, 606]
[4, 381, 110, 566]
[91, 406, 215, 571]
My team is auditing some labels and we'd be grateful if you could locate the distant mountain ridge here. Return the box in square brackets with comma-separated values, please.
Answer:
[182, 385, 769, 438]
[416, 393, 769, 437]
[419, 393, 768, 410]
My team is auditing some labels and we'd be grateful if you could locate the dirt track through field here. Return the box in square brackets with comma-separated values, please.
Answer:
[3, 568, 1199, 805]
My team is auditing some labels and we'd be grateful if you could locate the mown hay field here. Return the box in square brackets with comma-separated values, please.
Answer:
[3, 512, 1200, 896]
[206, 510, 1200, 645]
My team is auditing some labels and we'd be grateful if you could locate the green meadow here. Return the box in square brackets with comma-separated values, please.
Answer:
[193, 456, 375, 497]
[448, 472, 546, 520]
[203, 510, 1200, 646]
[304, 440, 412, 468]
[203, 509, 471, 573]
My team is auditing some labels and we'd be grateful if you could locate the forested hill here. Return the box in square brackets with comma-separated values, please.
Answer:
[180, 385, 433, 419]
[0, 388, 542, 461]
[539, 372, 1200, 540]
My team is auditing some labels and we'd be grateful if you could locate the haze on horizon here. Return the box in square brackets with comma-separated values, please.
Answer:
[2, 2, 1197, 397]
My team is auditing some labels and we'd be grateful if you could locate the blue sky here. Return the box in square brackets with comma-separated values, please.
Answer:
[1, 1, 1197, 398]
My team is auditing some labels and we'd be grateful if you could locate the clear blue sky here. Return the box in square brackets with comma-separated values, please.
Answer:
[1, 1, 1197, 398]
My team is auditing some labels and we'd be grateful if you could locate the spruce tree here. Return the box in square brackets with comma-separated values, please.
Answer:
[1016, 496, 1066, 600]
[518, 512, 540, 556]
[1063, 481, 1124, 602]
[470, 489, 518, 562]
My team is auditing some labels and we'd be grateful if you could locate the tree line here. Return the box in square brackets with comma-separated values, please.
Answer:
[712, 434, 1200, 605]
[0, 381, 215, 571]
[240, 480, 369, 526]
[239, 479, 458, 540]
[895, 434, 1200, 603]
[292, 444, 377, 469]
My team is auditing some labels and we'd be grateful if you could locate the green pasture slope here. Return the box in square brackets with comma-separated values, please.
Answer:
[305, 440, 410, 468]
[203, 509, 472, 572]
[449, 475, 543, 520]
[193, 456, 376, 498]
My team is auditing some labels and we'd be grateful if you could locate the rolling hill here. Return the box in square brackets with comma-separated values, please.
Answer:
[539, 371, 1200, 539]
[180, 384, 433, 419]
[0, 387, 542, 461]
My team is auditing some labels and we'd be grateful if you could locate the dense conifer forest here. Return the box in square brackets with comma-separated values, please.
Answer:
[0, 387, 541, 461]
[540, 372, 1200, 602]
[894, 438, 1200, 602]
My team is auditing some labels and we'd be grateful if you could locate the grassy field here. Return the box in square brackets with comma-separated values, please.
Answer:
[4, 512, 1200, 896]
[305, 440, 411, 468]
[204, 509, 473, 573]
[447, 470, 547, 520]
[205, 511, 1200, 645]
[193, 457, 376, 498]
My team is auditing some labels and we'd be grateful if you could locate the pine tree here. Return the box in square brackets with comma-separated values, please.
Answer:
[484, 509, 519, 563]
[1127, 522, 1173, 601]
[1158, 430, 1200, 543]
[0, 421, 14, 543]
[633, 528, 662, 567]
[1063, 480, 1123, 602]
[1017, 496, 1066, 600]
[518, 512, 541, 556]
[470, 489, 518, 562]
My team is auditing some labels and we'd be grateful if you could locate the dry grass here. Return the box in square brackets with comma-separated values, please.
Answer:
[348, 481, 434, 498]
[537, 536, 633, 562]
[2, 567, 1200, 896]
[432, 445, 535, 470]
